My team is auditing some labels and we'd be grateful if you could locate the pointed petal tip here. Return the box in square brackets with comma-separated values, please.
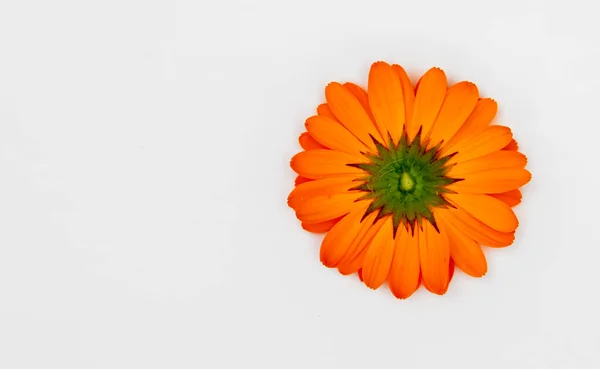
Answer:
[391, 289, 417, 300]
[371, 60, 390, 68]
[422, 279, 449, 295]
[429, 66, 446, 75]
[463, 81, 479, 94]
[320, 258, 334, 268]
[324, 81, 342, 93]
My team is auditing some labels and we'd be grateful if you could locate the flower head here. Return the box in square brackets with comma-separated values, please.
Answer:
[288, 61, 530, 298]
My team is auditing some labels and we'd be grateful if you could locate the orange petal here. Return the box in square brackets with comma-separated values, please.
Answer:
[491, 189, 522, 207]
[361, 216, 395, 289]
[294, 176, 311, 186]
[338, 245, 369, 276]
[504, 139, 519, 151]
[337, 213, 385, 274]
[294, 192, 365, 224]
[326, 82, 382, 150]
[427, 257, 454, 296]
[445, 193, 519, 232]
[445, 207, 515, 247]
[368, 61, 405, 143]
[448, 168, 531, 194]
[391, 64, 415, 131]
[317, 103, 338, 121]
[438, 210, 487, 277]
[301, 218, 341, 233]
[388, 226, 420, 299]
[319, 202, 371, 267]
[443, 98, 498, 153]
[290, 149, 367, 179]
[411, 67, 447, 140]
[419, 220, 450, 295]
[288, 176, 358, 209]
[428, 81, 479, 148]
[305, 115, 368, 155]
[343, 82, 374, 121]
[447, 126, 513, 165]
[447, 150, 528, 177]
[447, 259, 455, 287]
[298, 132, 326, 151]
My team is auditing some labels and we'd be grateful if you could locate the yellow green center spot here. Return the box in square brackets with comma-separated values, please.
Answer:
[399, 172, 415, 191]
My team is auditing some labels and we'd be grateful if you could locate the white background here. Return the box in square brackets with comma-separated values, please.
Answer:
[0, 0, 598, 368]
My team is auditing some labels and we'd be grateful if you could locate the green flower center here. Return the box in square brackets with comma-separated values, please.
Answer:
[349, 130, 459, 236]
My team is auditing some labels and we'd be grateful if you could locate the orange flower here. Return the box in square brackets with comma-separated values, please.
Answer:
[288, 61, 531, 298]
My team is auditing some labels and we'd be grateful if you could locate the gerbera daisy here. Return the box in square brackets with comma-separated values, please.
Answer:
[288, 61, 531, 298]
